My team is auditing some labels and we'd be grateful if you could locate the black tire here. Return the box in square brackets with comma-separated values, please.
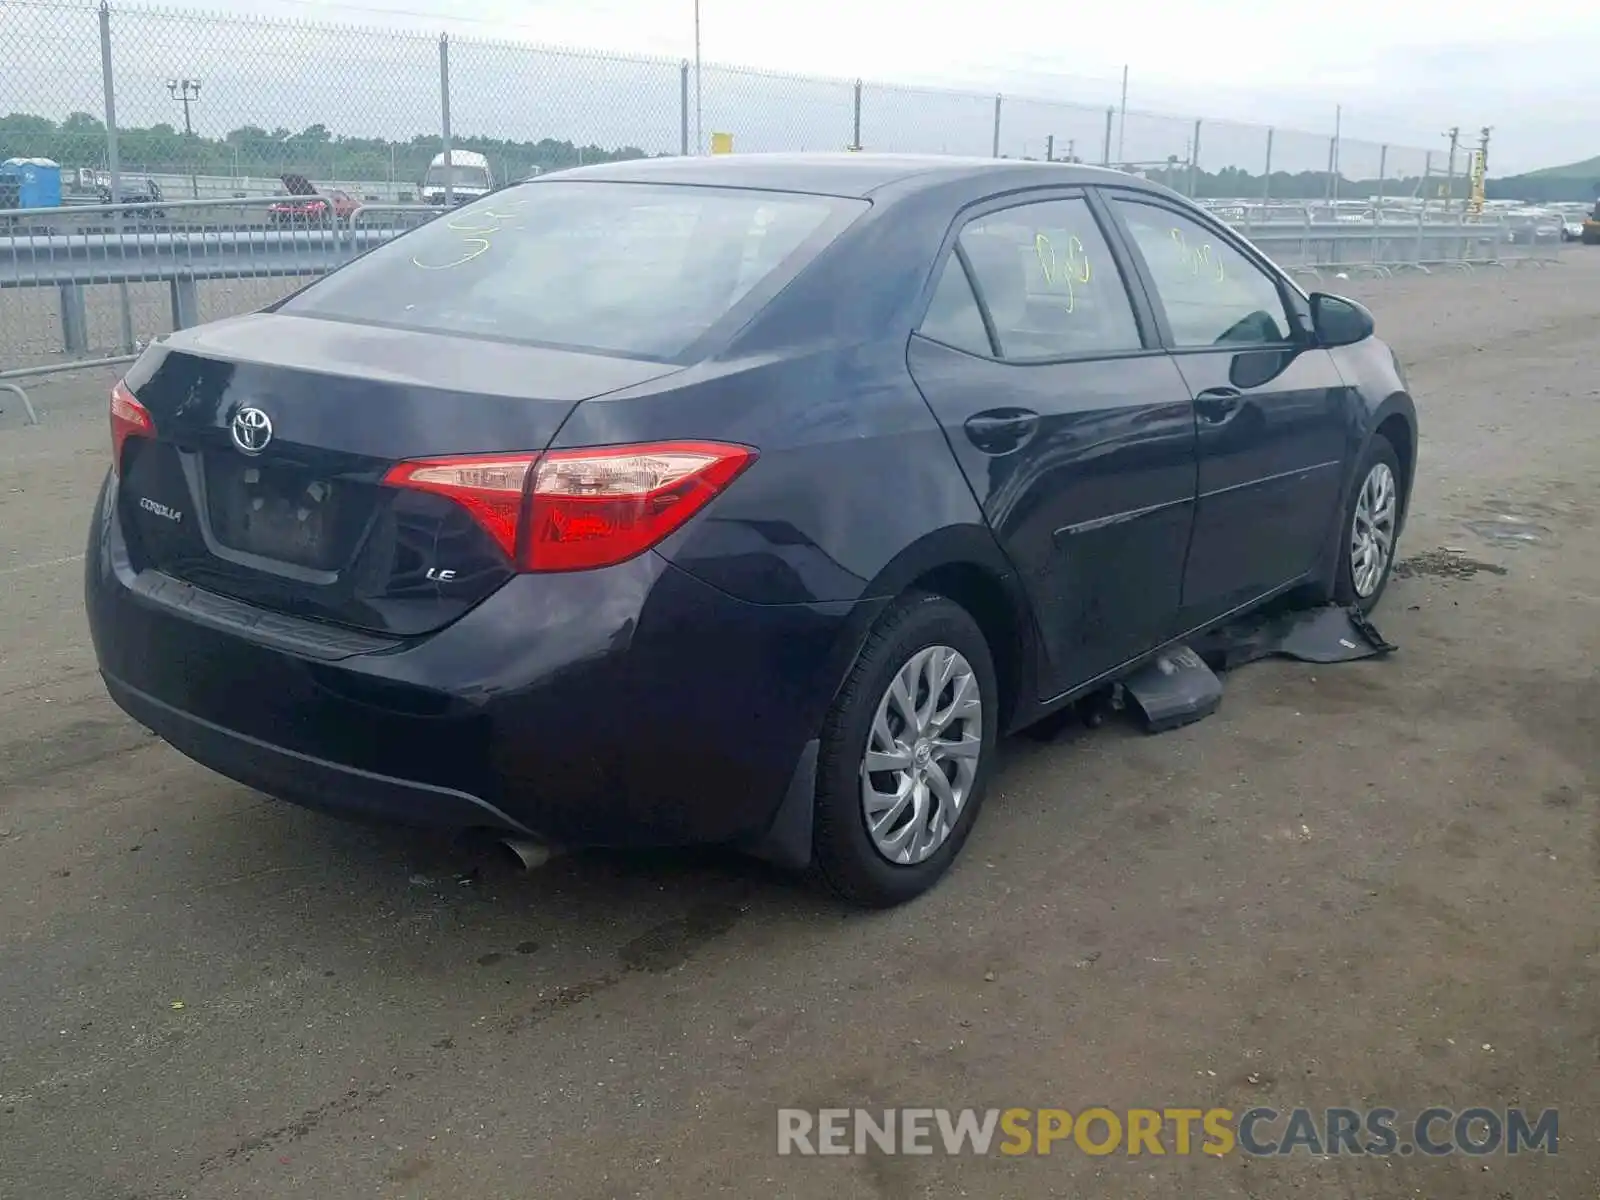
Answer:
[810, 592, 999, 908]
[1334, 434, 1403, 612]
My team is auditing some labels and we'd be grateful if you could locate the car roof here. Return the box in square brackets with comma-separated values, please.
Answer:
[526, 152, 1163, 201]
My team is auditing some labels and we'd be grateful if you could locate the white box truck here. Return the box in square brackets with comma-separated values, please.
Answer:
[420, 150, 493, 205]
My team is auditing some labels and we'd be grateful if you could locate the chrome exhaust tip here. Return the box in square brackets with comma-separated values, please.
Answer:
[499, 837, 557, 871]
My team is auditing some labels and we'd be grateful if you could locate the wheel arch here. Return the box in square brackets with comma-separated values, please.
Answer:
[1365, 391, 1417, 530]
[823, 523, 1040, 736]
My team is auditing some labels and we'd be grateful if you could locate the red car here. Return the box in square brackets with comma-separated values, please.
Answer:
[267, 174, 358, 225]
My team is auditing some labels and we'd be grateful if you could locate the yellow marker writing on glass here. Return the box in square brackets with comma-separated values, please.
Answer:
[411, 202, 528, 271]
[1169, 227, 1226, 283]
[1034, 232, 1092, 312]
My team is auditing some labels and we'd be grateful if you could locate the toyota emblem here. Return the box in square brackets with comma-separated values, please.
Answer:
[231, 406, 273, 455]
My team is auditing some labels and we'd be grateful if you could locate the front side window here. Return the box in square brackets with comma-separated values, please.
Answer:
[282, 182, 864, 361]
[1111, 198, 1294, 349]
[955, 196, 1143, 361]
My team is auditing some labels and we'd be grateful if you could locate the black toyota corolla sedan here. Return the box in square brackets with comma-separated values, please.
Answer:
[86, 153, 1416, 907]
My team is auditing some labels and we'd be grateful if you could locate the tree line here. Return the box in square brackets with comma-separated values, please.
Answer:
[6, 111, 1562, 203]
[0, 112, 651, 188]
[1483, 173, 1600, 204]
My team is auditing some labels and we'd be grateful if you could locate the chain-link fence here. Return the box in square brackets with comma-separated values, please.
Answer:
[3, 0, 1507, 381]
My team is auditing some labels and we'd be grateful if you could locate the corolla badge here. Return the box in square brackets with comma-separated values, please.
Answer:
[231, 406, 273, 455]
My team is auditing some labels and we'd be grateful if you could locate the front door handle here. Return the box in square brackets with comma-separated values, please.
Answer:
[964, 407, 1040, 454]
[1194, 387, 1243, 424]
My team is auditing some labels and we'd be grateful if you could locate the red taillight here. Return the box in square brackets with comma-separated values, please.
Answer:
[110, 380, 154, 470]
[382, 441, 757, 573]
[381, 453, 534, 560]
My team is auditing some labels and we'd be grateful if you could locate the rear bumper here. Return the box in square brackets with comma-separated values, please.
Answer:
[102, 672, 534, 833]
[86, 472, 864, 856]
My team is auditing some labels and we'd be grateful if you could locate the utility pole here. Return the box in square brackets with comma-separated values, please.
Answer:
[693, 0, 702, 155]
[167, 77, 201, 198]
[1045, 135, 1053, 163]
[1324, 105, 1337, 206]
[1116, 64, 1128, 164]
[1442, 126, 1460, 211]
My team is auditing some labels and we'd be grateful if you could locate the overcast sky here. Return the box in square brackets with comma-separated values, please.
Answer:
[13, 0, 1599, 174]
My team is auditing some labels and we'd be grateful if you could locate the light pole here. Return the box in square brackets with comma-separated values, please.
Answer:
[167, 77, 200, 137]
[168, 77, 202, 198]
[693, 0, 702, 155]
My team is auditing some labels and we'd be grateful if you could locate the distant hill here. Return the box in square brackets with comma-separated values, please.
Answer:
[1518, 156, 1600, 180]
[1488, 156, 1600, 202]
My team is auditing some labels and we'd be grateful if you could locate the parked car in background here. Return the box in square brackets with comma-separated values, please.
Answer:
[268, 174, 359, 225]
[87, 154, 1418, 908]
[1506, 208, 1573, 244]
[95, 175, 164, 217]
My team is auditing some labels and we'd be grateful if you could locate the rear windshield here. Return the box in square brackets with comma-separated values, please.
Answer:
[284, 181, 865, 361]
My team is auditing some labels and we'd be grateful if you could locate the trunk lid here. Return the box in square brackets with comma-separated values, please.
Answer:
[279, 172, 318, 196]
[117, 312, 680, 637]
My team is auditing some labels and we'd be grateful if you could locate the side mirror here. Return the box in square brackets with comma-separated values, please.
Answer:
[1309, 292, 1375, 348]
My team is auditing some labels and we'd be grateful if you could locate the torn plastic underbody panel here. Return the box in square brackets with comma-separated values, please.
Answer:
[1056, 604, 1398, 737]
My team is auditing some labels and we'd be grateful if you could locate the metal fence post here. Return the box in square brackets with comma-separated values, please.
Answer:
[1102, 108, 1113, 167]
[1187, 119, 1201, 197]
[59, 287, 90, 355]
[992, 95, 1002, 157]
[169, 278, 200, 330]
[439, 34, 453, 205]
[851, 79, 862, 151]
[1377, 144, 1387, 207]
[100, 0, 135, 354]
[1263, 128, 1274, 202]
[679, 62, 690, 155]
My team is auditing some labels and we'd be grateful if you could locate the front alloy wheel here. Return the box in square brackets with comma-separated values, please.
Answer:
[859, 645, 983, 865]
[1351, 460, 1398, 599]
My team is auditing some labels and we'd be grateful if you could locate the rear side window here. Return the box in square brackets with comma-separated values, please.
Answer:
[917, 256, 993, 356]
[957, 197, 1143, 361]
[283, 182, 866, 361]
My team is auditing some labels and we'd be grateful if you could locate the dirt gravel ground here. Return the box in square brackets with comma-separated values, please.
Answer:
[1, 253, 1597, 1200]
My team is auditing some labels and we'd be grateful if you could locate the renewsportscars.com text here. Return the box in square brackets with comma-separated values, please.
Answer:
[777, 1106, 1559, 1157]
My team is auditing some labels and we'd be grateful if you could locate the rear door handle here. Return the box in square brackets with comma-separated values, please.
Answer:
[1194, 387, 1243, 424]
[964, 408, 1040, 454]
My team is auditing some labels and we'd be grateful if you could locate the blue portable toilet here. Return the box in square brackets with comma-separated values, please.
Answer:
[0, 158, 63, 209]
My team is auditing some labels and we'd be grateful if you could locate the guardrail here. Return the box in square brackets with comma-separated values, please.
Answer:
[0, 196, 1560, 425]
[1232, 210, 1552, 278]
[0, 197, 439, 419]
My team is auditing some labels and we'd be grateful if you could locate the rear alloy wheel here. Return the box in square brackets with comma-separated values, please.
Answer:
[811, 593, 998, 908]
[1336, 434, 1403, 611]
[860, 645, 983, 865]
